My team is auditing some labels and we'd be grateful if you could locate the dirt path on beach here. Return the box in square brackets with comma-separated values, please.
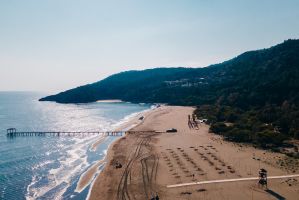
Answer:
[88, 130, 160, 199]
[89, 106, 299, 200]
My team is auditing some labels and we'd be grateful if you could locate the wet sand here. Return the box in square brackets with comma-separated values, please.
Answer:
[75, 159, 105, 193]
[89, 106, 299, 200]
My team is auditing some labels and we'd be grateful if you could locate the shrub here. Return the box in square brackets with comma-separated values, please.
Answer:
[210, 122, 229, 134]
[226, 128, 252, 142]
[254, 130, 287, 147]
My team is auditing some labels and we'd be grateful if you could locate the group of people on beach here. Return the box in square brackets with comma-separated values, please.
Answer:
[188, 114, 199, 129]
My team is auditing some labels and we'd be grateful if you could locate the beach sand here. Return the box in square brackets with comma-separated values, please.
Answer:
[89, 106, 299, 200]
[96, 100, 123, 103]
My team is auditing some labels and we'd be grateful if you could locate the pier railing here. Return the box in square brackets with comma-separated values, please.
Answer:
[6, 128, 153, 137]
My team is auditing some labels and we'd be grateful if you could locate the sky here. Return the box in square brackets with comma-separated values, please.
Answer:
[0, 0, 299, 93]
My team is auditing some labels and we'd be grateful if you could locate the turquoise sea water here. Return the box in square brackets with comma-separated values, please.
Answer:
[0, 92, 151, 200]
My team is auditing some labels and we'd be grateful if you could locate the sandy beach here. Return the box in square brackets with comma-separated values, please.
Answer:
[89, 106, 299, 200]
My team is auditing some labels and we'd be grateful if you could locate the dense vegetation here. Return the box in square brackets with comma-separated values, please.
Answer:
[40, 39, 299, 147]
[195, 104, 299, 148]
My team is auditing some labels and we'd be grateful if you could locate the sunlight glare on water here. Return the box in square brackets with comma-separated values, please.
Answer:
[0, 92, 151, 200]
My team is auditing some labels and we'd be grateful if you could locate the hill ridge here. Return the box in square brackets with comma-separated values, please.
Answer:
[40, 39, 299, 147]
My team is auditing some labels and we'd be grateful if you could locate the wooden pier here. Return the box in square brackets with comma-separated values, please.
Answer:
[6, 128, 152, 137]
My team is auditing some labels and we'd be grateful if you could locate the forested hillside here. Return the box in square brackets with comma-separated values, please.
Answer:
[40, 39, 299, 148]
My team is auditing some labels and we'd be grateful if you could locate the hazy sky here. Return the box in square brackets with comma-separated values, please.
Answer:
[1, 0, 299, 92]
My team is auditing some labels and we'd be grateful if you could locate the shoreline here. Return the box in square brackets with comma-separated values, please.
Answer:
[88, 105, 299, 200]
[79, 106, 157, 199]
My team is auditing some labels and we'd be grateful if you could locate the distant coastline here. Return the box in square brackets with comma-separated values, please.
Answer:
[96, 99, 123, 103]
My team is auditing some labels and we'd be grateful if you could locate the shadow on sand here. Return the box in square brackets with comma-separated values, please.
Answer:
[265, 189, 285, 200]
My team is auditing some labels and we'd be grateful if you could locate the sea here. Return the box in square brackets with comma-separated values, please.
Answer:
[0, 92, 152, 200]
